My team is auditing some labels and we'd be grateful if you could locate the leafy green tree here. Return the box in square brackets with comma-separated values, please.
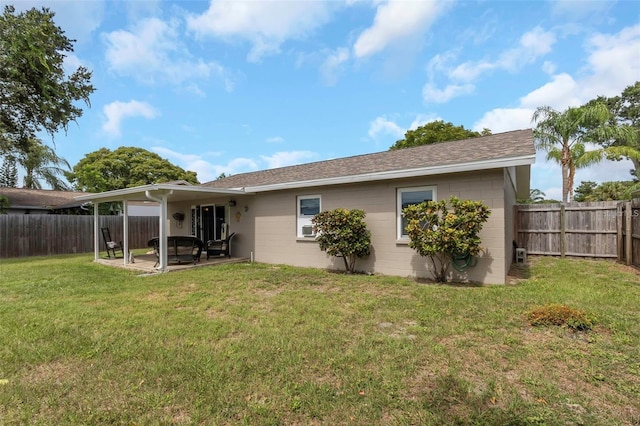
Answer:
[573, 181, 597, 202]
[584, 82, 640, 177]
[389, 120, 491, 150]
[0, 194, 8, 213]
[0, 155, 18, 187]
[311, 208, 371, 273]
[402, 196, 490, 283]
[0, 5, 94, 155]
[17, 138, 70, 190]
[574, 180, 634, 201]
[532, 104, 637, 203]
[518, 188, 547, 204]
[66, 147, 199, 192]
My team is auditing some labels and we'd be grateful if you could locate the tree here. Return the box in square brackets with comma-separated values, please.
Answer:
[402, 196, 490, 283]
[573, 181, 597, 202]
[66, 147, 199, 192]
[0, 6, 94, 156]
[389, 120, 491, 150]
[0, 155, 18, 187]
[311, 208, 371, 273]
[17, 137, 70, 190]
[518, 188, 546, 204]
[0, 195, 8, 213]
[574, 180, 634, 201]
[532, 104, 637, 203]
[583, 82, 640, 179]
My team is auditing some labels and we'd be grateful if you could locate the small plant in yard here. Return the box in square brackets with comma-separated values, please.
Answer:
[402, 196, 490, 282]
[526, 303, 596, 331]
[312, 208, 371, 273]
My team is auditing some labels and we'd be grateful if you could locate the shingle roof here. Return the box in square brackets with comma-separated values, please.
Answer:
[202, 129, 534, 189]
[0, 188, 92, 209]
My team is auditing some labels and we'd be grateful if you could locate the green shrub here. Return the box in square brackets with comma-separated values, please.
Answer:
[312, 208, 371, 273]
[526, 303, 595, 331]
[402, 196, 490, 282]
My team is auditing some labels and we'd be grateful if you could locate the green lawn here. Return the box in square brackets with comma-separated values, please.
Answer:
[0, 255, 638, 425]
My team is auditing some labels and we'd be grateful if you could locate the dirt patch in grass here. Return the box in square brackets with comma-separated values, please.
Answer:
[22, 359, 87, 385]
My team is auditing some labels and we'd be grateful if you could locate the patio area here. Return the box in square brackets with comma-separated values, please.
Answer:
[95, 252, 249, 274]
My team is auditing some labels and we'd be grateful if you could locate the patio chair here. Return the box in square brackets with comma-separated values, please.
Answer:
[101, 227, 123, 258]
[206, 232, 236, 260]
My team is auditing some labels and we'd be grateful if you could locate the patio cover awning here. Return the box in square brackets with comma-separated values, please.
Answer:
[75, 184, 250, 272]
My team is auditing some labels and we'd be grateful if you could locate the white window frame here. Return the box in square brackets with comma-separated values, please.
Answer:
[297, 195, 321, 238]
[397, 186, 436, 239]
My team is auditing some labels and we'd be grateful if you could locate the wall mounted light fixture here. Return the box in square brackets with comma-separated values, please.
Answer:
[229, 199, 237, 207]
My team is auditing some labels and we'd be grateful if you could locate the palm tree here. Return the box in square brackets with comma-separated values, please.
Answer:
[16, 138, 71, 190]
[532, 103, 638, 203]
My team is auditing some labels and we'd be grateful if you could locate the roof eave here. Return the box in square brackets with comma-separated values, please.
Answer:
[74, 184, 249, 203]
[245, 154, 536, 193]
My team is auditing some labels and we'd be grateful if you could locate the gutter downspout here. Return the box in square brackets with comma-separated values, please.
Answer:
[145, 190, 172, 272]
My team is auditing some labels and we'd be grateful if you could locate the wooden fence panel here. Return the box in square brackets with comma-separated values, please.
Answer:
[0, 215, 159, 258]
[516, 201, 619, 258]
[631, 199, 640, 267]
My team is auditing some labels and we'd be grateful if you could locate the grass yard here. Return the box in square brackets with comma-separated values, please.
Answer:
[0, 255, 639, 425]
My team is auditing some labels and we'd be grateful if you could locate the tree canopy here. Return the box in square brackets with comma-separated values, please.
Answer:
[574, 180, 635, 202]
[0, 5, 94, 155]
[584, 81, 640, 178]
[66, 147, 199, 192]
[389, 120, 491, 150]
[532, 103, 637, 203]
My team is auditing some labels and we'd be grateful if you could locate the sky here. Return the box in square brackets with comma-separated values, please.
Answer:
[5, 0, 640, 200]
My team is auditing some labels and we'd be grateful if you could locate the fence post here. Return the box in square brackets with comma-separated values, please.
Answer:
[560, 203, 566, 258]
[617, 202, 624, 263]
[625, 201, 632, 266]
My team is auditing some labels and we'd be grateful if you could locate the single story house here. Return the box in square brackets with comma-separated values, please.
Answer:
[76, 129, 536, 284]
[0, 188, 91, 214]
[0, 187, 159, 216]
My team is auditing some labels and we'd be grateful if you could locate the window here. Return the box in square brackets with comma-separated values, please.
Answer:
[397, 186, 436, 239]
[297, 195, 321, 237]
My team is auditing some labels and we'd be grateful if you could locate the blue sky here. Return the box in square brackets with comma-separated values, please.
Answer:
[6, 0, 640, 200]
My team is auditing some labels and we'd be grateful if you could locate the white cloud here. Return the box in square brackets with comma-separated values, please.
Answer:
[187, 1, 332, 62]
[423, 83, 474, 103]
[408, 114, 440, 131]
[151, 146, 259, 183]
[353, 0, 443, 59]
[475, 24, 640, 133]
[321, 47, 350, 86]
[551, 0, 613, 19]
[368, 116, 405, 142]
[475, 24, 640, 195]
[581, 24, 640, 98]
[368, 114, 441, 145]
[103, 100, 158, 137]
[473, 108, 533, 134]
[542, 61, 556, 75]
[103, 17, 232, 89]
[10, 0, 104, 46]
[424, 26, 556, 103]
[519, 73, 581, 109]
[260, 151, 318, 169]
[266, 136, 284, 144]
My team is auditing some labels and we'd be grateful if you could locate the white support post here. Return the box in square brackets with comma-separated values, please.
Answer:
[123, 200, 129, 265]
[94, 202, 100, 261]
[159, 194, 168, 272]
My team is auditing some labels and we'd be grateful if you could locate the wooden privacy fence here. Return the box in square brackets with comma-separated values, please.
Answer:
[0, 215, 159, 259]
[515, 199, 640, 267]
[618, 198, 640, 267]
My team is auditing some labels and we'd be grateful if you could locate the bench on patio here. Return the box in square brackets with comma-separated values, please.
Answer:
[147, 236, 204, 266]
